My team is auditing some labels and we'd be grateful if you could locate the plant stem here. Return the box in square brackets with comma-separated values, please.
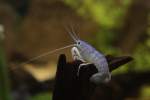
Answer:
[0, 25, 11, 100]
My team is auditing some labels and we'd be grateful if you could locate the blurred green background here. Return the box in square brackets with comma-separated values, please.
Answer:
[0, 0, 150, 100]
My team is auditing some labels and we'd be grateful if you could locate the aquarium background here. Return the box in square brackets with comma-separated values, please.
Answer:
[0, 0, 150, 100]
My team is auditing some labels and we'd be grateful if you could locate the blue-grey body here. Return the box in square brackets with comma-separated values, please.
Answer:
[66, 27, 111, 84]
[73, 40, 111, 84]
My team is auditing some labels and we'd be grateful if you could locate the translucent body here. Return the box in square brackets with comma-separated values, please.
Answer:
[74, 40, 111, 84]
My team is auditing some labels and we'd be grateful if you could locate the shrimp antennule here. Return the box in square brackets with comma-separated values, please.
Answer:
[64, 25, 79, 42]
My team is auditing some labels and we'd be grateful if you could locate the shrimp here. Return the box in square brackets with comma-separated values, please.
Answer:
[18, 26, 111, 84]
[67, 27, 111, 84]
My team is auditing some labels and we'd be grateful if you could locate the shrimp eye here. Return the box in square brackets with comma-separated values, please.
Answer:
[78, 42, 80, 45]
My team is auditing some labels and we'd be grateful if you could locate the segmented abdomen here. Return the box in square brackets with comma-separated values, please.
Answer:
[78, 40, 109, 74]
[91, 50, 109, 73]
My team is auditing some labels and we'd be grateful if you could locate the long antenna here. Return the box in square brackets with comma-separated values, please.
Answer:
[11, 25, 79, 71]
[21, 44, 75, 65]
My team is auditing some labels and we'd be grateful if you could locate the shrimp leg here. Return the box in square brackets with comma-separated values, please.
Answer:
[71, 47, 85, 62]
[71, 47, 91, 76]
